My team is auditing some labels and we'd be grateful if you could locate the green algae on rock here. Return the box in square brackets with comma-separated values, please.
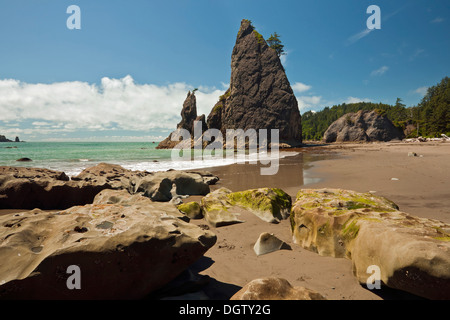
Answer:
[227, 188, 291, 223]
[177, 201, 203, 220]
[290, 188, 450, 300]
[201, 187, 292, 227]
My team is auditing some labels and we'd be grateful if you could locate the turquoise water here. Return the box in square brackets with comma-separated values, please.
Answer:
[0, 142, 173, 176]
[0, 141, 286, 176]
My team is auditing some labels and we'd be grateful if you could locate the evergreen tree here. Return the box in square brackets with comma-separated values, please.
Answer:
[267, 32, 285, 57]
[417, 77, 450, 136]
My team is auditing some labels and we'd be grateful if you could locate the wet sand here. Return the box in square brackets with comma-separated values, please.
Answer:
[187, 141, 450, 300]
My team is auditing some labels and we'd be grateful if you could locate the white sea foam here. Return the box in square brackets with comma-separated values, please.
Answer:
[123, 150, 296, 173]
[63, 151, 297, 177]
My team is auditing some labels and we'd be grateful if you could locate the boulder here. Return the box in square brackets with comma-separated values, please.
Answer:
[201, 187, 292, 227]
[290, 188, 450, 299]
[134, 171, 211, 202]
[0, 190, 216, 299]
[0, 163, 217, 210]
[70, 162, 148, 191]
[253, 232, 291, 256]
[186, 170, 220, 185]
[227, 188, 292, 223]
[0, 164, 131, 210]
[177, 202, 203, 220]
[0, 166, 99, 210]
[323, 110, 405, 143]
[201, 188, 244, 227]
[230, 277, 326, 300]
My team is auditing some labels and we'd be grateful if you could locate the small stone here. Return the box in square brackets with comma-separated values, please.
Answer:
[253, 232, 291, 256]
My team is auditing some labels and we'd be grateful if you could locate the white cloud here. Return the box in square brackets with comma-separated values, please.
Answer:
[345, 97, 371, 104]
[0, 76, 225, 136]
[370, 66, 389, 76]
[32, 121, 51, 126]
[296, 96, 322, 112]
[292, 82, 312, 93]
[279, 49, 292, 67]
[414, 86, 428, 96]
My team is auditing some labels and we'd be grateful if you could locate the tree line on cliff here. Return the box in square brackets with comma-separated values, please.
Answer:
[302, 76, 450, 141]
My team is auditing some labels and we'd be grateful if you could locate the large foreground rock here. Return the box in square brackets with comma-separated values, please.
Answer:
[0, 163, 217, 209]
[231, 277, 326, 300]
[290, 188, 450, 299]
[0, 189, 216, 299]
[201, 187, 292, 227]
[323, 110, 405, 143]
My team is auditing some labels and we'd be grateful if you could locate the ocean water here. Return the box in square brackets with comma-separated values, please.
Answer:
[0, 141, 290, 177]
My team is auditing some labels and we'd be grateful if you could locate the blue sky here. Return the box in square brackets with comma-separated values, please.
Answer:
[0, 0, 448, 141]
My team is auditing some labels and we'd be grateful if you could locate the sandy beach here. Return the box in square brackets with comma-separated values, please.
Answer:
[0, 141, 448, 300]
[185, 141, 450, 300]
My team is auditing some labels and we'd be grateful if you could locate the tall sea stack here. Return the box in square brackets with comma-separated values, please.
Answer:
[157, 19, 302, 149]
[208, 19, 302, 146]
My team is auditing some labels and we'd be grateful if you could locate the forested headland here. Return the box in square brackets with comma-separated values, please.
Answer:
[302, 77, 450, 141]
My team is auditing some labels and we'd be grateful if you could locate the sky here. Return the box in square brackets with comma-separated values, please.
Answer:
[0, 0, 449, 142]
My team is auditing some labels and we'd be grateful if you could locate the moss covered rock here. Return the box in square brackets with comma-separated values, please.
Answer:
[228, 188, 291, 223]
[290, 188, 450, 300]
[177, 201, 203, 219]
[200, 188, 244, 227]
[201, 187, 292, 227]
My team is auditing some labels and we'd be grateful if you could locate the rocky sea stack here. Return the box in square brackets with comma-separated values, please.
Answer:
[156, 90, 202, 149]
[157, 19, 302, 149]
[0, 135, 21, 142]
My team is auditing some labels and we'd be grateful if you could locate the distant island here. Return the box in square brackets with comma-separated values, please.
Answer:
[0, 135, 21, 143]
